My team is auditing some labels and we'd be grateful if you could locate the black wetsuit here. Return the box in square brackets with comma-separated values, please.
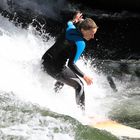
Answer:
[42, 21, 86, 110]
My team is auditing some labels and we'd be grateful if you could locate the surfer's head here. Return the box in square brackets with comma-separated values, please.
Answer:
[78, 18, 98, 40]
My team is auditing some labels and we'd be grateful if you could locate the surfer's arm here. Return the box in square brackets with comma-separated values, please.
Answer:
[68, 40, 93, 85]
[66, 11, 84, 30]
[68, 62, 93, 85]
[67, 40, 85, 78]
[68, 61, 84, 78]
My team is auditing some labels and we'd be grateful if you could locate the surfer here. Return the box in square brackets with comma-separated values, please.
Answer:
[42, 11, 98, 110]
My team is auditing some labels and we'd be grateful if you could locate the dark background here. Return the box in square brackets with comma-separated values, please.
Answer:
[69, 0, 140, 12]
[0, 0, 140, 60]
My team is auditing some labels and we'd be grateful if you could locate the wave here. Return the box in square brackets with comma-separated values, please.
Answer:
[0, 91, 118, 140]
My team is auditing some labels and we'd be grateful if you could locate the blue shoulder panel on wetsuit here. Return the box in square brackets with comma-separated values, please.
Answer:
[66, 21, 86, 63]
[67, 21, 76, 30]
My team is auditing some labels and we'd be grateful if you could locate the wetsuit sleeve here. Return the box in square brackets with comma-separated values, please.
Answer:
[68, 61, 84, 77]
[68, 40, 85, 78]
[66, 21, 86, 78]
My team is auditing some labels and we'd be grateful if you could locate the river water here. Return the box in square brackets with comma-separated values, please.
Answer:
[0, 13, 140, 140]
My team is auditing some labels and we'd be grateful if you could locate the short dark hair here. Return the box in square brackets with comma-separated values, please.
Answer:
[78, 18, 98, 30]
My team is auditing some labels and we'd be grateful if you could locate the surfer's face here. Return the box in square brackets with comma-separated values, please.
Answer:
[81, 28, 97, 41]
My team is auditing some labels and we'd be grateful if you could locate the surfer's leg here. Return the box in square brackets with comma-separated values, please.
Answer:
[42, 59, 85, 110]
[56, 67, 85, 110]
[107, 76, 118, 92]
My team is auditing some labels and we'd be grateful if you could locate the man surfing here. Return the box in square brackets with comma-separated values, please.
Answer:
[41, 11, 98, 110]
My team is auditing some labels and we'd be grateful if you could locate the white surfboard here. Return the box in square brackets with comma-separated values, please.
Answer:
[86, 116, 140, 138]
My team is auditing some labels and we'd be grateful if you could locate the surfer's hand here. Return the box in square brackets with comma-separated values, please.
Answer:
[83, 75, 93, 85]
[72, 11, 84, 23]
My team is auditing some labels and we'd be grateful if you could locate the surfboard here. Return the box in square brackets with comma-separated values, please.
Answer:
[86, 116, 140, 138]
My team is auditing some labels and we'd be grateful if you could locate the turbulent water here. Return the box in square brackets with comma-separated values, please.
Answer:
[0, 14, 140, 140]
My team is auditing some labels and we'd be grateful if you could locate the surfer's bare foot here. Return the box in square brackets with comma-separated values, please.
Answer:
[54, 81, 64, 93]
